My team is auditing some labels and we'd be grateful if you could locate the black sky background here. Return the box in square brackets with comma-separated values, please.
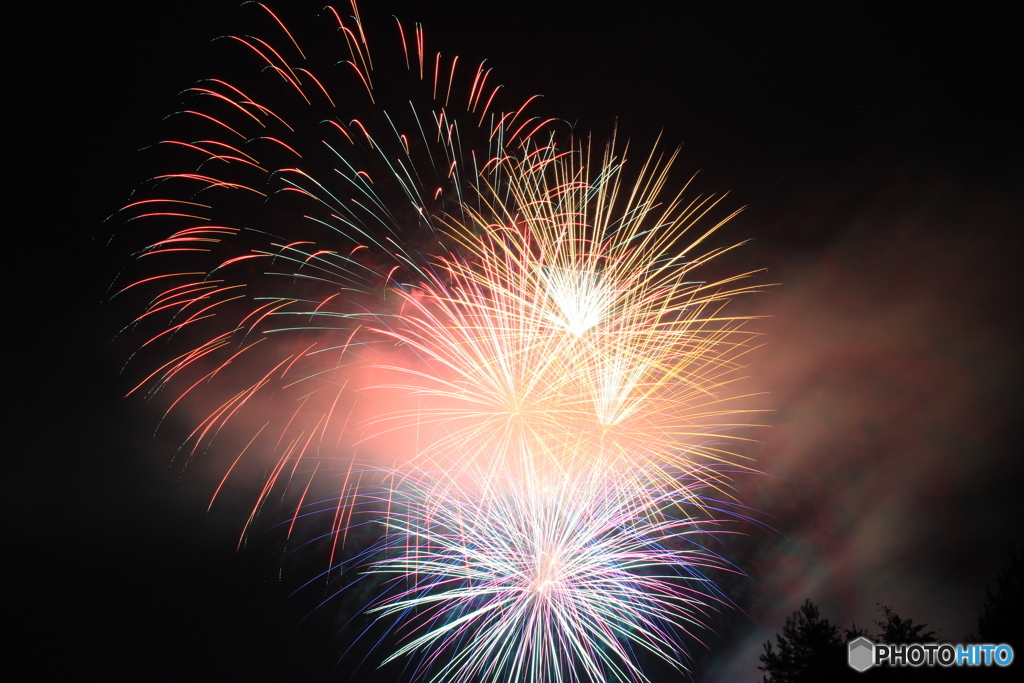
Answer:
[9, 1, 1023, 681]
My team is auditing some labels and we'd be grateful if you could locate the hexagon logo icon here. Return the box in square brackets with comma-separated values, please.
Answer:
[848, 636, 875, 672]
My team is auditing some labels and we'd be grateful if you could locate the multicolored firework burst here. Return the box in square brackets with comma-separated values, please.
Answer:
[115, 2, 764, 680]
[368, 477, 737, 683]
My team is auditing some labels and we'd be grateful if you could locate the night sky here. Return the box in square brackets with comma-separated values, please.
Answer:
[10, 1, 1022, 680]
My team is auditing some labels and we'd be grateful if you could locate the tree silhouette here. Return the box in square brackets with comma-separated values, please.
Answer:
[761, 602, 950, 681]
[759, 599, 866, 682]
[976, 544, 1023, 647]
[761, 546, 1023, 683]
[869, 605, 942, 681]
[875, 604, 937, 644]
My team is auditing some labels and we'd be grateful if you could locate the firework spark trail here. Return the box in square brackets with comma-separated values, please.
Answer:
[368, 143, 765, 498]
[115, 3, 765, 680]
[367, 474, 740, 683]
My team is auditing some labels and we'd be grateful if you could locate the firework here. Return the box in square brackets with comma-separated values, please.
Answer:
[115, 2, 763, 680]
[367, 142, 763, 498]
[368, 475, 737, 683]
